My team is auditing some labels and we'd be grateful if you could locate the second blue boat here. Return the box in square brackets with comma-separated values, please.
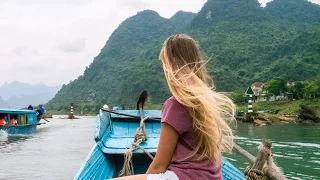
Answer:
[0, 108, 43, 134]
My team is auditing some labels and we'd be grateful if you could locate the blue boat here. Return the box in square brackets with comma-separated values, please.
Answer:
[74, 109, 246, 180]
[0, 108, 42, 134]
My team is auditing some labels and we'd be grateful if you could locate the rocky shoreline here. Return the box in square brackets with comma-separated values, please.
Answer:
[237, 105, 320, 126]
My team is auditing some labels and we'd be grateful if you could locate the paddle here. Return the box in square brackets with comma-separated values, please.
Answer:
[38, 113, 49, 122]
[136, 90, 148, 138]
[137, 90, 148, 118]
[42, 117, 50, 122]
[101, 90, 160, 121]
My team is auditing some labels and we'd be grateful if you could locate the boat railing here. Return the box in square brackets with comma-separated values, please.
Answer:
[0, 123, 46, 127]
[234, 141, 287, 180]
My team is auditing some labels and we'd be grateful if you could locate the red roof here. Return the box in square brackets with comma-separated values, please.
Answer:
[252, 82, 264, 88]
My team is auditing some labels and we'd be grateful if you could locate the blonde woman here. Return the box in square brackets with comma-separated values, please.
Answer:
[114, 34, 236, 180]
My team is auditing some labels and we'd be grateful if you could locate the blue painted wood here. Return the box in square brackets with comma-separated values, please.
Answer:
[0, 108, 39, 134]
[0, 108, 37, 114]
[74, 143, 117, 180]
[0, 125, 37, 134]
[110, 110, 161, 119]
[222, 157, 247, 180]
[75, 109, 246, 180]
[94, 110, 111, 142]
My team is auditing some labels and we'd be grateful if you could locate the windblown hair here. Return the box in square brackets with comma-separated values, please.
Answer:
[159, 34, 236, 163]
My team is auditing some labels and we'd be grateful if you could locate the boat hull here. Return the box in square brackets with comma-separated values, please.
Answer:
[0, 125, 37, 134]
[74, 143, 117, 180]
[74, 142, 245, 180]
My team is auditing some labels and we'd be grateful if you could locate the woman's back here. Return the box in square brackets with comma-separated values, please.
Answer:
[112, 34, 235, 180]
[162, 97, 222, 180]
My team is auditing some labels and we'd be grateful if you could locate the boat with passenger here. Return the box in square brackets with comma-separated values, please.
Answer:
[0, 108, 45, 134]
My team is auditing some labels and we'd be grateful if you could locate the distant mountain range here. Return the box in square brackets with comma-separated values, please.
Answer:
[0, 81, 61, 109]
[0, 96, 9, 108]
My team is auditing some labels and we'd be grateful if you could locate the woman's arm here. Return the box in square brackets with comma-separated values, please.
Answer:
[146, 123, 179, 174]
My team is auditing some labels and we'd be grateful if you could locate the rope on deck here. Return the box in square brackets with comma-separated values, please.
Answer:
[244, 167, 265, 180]
[118, 116, 154, 177]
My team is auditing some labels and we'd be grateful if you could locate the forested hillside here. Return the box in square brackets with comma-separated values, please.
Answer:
[47, 0, 320, 113]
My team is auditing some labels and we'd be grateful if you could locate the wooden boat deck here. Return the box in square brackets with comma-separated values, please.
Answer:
[101, 121, 160, 154]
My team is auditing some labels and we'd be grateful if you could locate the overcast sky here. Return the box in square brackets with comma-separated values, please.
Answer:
[0, 0, 319, 87]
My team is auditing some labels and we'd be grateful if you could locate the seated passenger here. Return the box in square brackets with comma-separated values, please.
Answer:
[10, 116, 17, 125]
[0, 116, 7, 125]
[112, 105, 119, 111]
[27, 105, 33, 110]
[102, 104, 109, 110]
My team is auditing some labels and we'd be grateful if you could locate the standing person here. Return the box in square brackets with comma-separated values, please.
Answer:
[113, 34, 236, 180]
[39, 104, 45, 115]
[37, 104, 46, 120]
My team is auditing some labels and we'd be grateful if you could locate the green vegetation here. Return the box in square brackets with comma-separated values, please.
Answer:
[46, 0, 320, 113]
[47, 103, 104, 115]
[236, 76, 320, 115]
[265, 78, 288, 96]
[263, 76, 320, 99]
[46, 97, 163, 115]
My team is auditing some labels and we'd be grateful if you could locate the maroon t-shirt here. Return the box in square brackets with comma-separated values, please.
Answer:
[162, 96, 222, 180]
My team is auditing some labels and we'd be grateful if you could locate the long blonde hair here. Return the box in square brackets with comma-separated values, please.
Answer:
[159, 34, 236, 163]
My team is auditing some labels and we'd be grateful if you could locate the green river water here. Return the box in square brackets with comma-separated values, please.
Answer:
[229, 122, 320, 179]
[0, 116, 319, 179]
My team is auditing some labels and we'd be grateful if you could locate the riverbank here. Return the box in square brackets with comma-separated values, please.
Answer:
[236, 100, 320, 126]
[47, 100, 320, 119]
[236, 100, 320, 115]
[46, 104, 163, 116]
[46, 110, 97, 116]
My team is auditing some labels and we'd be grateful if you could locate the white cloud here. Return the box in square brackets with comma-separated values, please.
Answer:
[11, 47, 27, 56]
[56, 39, 86, 53]
[0, 0, 319, 86]
[32, 49, 39, 55]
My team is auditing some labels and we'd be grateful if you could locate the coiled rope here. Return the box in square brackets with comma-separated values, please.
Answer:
[118, 116, 154, 177]
[244, 166, 265, 180]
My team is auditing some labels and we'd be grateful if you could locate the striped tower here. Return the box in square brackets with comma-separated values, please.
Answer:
[248, 94, 253, 113]
[245, 86, 254, 113]
[69, 103, 75, 119]
[70, 103, 74, 115]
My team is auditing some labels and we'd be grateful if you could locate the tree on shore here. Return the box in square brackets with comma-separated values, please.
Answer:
[303, 78, 320, 99]
[288, 81, 304, 100]
[265, 78, 288, 96]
